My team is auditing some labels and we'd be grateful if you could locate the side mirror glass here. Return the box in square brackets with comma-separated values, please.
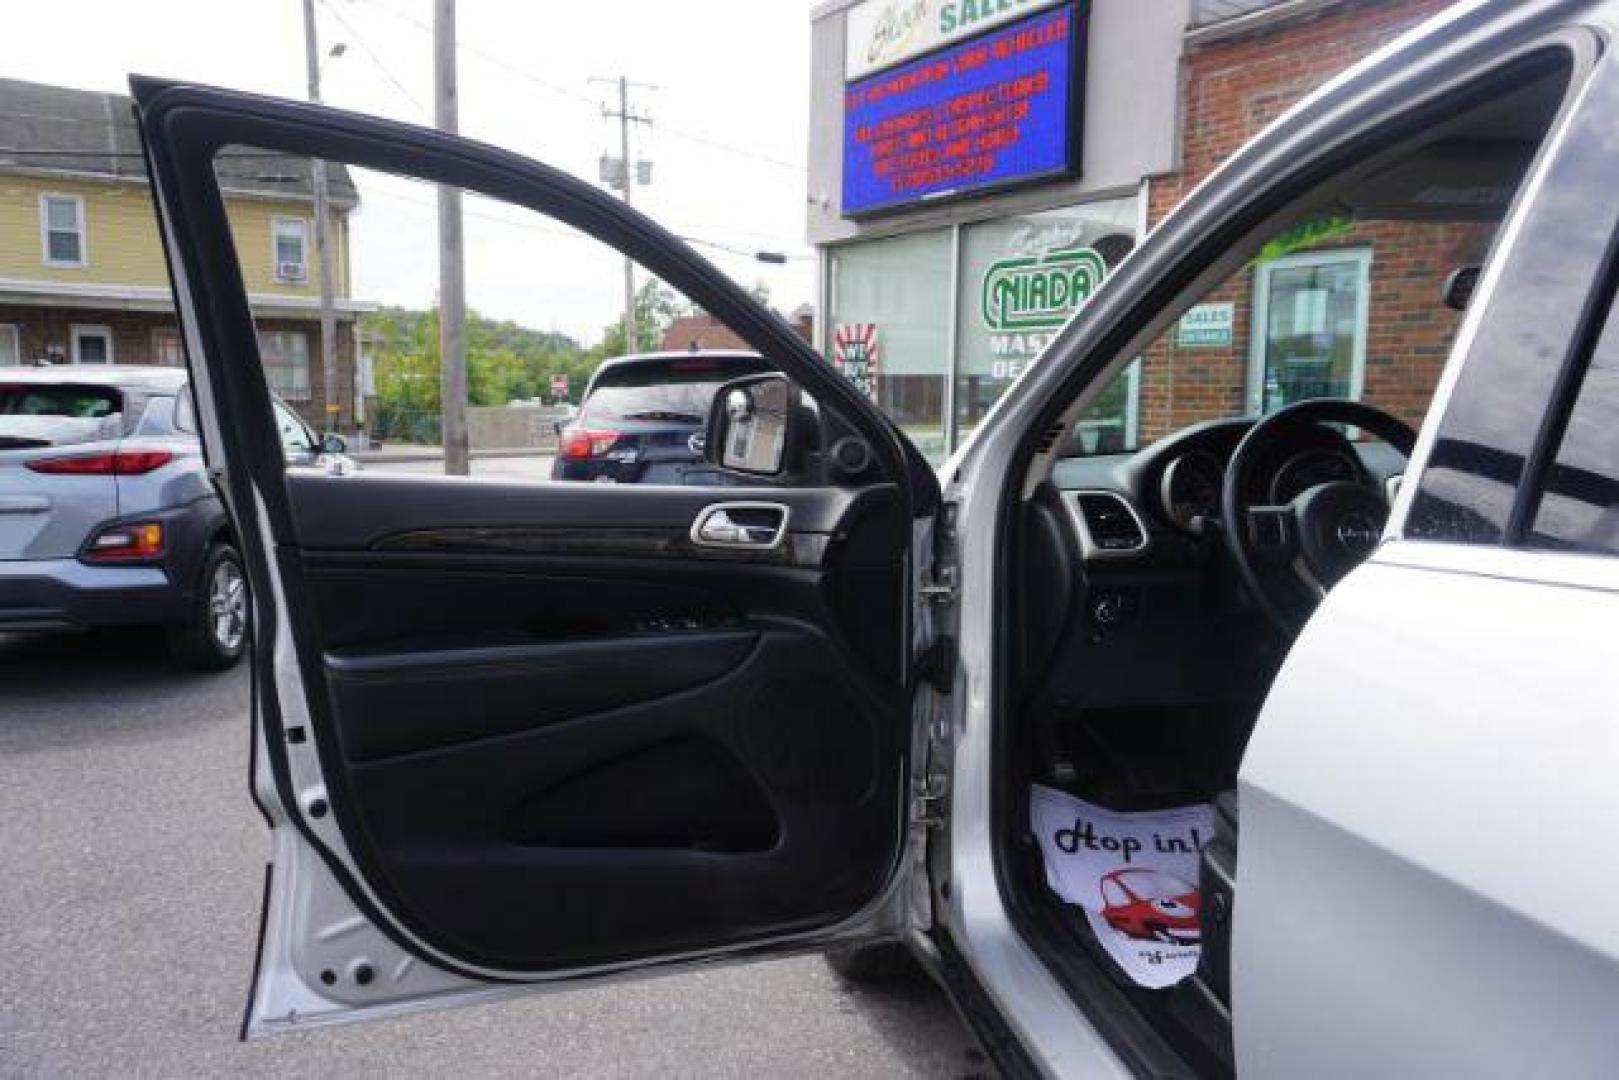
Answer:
[1442, 265, 1481, 311]
[706, 374, 799, 477]
[320, 432, 349, 455]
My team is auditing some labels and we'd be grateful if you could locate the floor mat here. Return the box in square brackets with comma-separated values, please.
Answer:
[1030, 784, 1213, 990]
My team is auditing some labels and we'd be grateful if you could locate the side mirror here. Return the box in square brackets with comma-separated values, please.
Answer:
[705, 374, 801, 478]
[320, 432, 348, 455]
[1442, 265, 1481, 311]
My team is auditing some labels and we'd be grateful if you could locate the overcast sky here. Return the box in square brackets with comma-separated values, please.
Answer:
[7, 0, 818, 344]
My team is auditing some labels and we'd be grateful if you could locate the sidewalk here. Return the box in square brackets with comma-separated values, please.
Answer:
[352, 444, 555, 464]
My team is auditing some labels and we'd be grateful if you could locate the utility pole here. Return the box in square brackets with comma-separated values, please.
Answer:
[302, 0, 340, 435]
[435, 0, 469, 476]
[592, 76, 654, 356]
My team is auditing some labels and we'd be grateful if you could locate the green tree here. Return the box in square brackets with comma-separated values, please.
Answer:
[362, 305, 596, 441]
[596, 277, 693, 357]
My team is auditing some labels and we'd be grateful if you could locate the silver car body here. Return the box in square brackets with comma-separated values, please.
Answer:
[0, 366, 211, 630]
[936, 0, 1619, 1074]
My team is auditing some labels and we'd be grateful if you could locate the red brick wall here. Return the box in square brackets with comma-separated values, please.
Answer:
[2, 307, 178, 367]
[661, 313, 750, 353]
[1140, 0, 1475, 442]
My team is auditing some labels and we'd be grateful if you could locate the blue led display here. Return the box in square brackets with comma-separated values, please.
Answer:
[842, 4, 1082, 217]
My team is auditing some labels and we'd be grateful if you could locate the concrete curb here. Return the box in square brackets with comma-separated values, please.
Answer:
[353, 446, 555, 464]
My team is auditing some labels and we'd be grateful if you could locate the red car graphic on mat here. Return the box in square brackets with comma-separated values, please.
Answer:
[1099, 868, 1202, 945]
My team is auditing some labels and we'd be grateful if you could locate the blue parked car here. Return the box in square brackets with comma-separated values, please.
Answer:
[552, 351, 769, 484]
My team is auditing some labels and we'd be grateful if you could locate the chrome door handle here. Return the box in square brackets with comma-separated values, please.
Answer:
[691, 502, 789, 550]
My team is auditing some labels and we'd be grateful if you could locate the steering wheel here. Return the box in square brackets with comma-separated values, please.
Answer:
[1221, 400, 1416, 637]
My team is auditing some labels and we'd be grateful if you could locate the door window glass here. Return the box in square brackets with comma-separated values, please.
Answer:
[1526, 313, 1619, 556]
[828, 230, 952, 462]
[1061, 215, 1486, 464]
[216, 148, 810, 487]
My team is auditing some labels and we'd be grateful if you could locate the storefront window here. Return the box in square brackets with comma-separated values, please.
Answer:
[828, 230, 953, 461]
[258, 330, 312, 402]
[955, 200, 1138, 446]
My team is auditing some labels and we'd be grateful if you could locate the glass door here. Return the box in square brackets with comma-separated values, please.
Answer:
[1249, 249, 1371, 414]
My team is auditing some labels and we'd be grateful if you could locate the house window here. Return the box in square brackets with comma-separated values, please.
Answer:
[0, 326, 18, 367]
[70, 324, 113, 365]
[272, 218, 309, 283]
[1248, 249, 1372, 414]
[258, 330, 312, 401]
[40, 194, 87, 267]
[152, 327, 185, 367]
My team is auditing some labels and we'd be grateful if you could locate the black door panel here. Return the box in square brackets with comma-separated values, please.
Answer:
[341, 625, 895, 968]
[326, 630, 760, 762]
[286, 473, 877, 549]
[283, 478, 908, 971]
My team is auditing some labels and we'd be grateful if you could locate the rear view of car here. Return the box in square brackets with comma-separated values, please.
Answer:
[553, 352, 768, 484]
[0, 369, 241, 669]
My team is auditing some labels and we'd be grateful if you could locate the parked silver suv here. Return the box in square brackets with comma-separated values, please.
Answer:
[0, 365, 337, 669]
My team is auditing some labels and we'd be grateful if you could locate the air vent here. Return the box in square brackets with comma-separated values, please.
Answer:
[1073, 492, 1148, 555]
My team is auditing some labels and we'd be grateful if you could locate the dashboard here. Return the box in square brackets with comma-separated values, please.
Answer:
[1016, 417, 1408, 768]
[1050, 418, 1404, 548]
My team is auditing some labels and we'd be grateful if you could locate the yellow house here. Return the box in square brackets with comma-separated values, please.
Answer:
[0, 77, 369, 427]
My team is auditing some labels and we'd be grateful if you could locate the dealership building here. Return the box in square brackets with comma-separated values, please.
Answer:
[806, 0, 1458, 461]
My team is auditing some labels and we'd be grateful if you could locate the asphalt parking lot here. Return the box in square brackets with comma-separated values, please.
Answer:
[0, 631, 983, 1078]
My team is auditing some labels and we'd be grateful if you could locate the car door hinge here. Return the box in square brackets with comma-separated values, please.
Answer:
[920, 564, 958, 606]
[911, 770, 949, 830]
[916, 635, 956, 693]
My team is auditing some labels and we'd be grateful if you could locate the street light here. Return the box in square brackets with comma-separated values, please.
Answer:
[321, 42, 348, 78]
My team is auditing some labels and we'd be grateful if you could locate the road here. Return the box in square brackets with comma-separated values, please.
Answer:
[0, 631, 983, 1078]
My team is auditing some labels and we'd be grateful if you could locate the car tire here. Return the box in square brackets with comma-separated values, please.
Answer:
[167, 543, 248, 671]
[823, 942, 919, 984]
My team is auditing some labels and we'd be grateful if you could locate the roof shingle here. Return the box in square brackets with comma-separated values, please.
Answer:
[0, 77, 358, 205]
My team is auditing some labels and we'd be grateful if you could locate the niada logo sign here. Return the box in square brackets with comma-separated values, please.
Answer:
[860, 0, 931, 76]
[982, 246, 1106, 333]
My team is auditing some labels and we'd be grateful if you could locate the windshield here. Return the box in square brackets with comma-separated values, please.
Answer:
[1057, 61, 1573, 461]
[0, 384, 123, 449]
[581, 362, 762, 424]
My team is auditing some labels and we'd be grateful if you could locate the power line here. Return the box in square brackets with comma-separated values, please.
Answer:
[365, 180, 807, 263]
[317, 0, 430, 119]
[351, 0, 595, 106]
[347, 0, 806, 174]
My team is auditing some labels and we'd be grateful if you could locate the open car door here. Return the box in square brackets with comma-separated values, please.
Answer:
[131, 78, 938, 1036]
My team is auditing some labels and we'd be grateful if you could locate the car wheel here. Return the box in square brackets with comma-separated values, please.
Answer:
[167, 543, 248, 671]
[823, 942, 918, 984]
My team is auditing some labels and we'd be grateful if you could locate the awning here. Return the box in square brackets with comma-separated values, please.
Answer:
[0, 277, 376, 320]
